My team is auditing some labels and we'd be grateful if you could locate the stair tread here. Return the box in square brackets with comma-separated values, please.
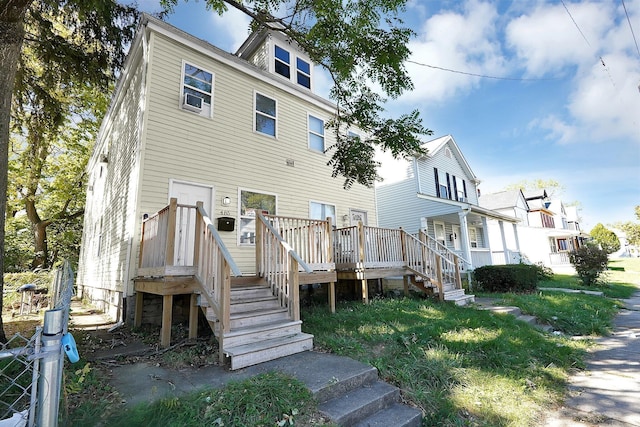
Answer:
[224, 332, 313, 356]
[353, 403, 422, 427]
[319, 381, 399, 424]
[227, 306, 288, 319]
[224, 320, 301, 337]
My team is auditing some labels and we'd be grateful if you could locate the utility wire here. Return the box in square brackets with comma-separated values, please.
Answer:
[406, 60, 558, 81]
[621, 0, 640, 58]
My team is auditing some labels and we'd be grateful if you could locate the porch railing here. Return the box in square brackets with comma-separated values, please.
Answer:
[256, 212, 312, 321]
[139, 198, 201, 269]
[266, 215, 334, 271]
[334, 224, 405, 269]
[549, 252, 570, 265]
[194, 203, 242, 344]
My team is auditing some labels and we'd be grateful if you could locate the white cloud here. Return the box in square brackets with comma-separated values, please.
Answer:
[209, 7, 252, 52]
[401, 0, 507, 102]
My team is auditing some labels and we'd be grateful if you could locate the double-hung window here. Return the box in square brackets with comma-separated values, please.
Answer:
[274, 45, 290, 78]
[239, 190, 277, 245]
[181, 62, 213, 117]
[296, 58, 311, 88]
[255, 92, 277, 137]
[310, 201, 336, 223]
[308, 115, 325, 152]
[469, 227, 478, 248]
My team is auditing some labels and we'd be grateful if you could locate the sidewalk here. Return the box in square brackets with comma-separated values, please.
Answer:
[544, 292, 640, 426]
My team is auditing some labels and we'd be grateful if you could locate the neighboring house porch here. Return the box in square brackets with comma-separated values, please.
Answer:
[416, 194, 522, 270]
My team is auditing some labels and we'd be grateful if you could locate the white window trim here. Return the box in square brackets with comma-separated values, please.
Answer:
[238, 188, 278, 246]
[434, 221, 446, 245]
[253, 90, 278, 138]
[308, 113, 325, 153]
[469, 227, 478, 248]
[271, 42, 313, 90]
[309, 200, 337, 222]
[179, 60, 214, 119]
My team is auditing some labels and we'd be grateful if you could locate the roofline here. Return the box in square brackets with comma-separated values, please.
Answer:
[418, 135, 481, 185]
[416, 193, 520, 223]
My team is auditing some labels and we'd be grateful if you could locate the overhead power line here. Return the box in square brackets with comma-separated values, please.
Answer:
[621, 0, 640, 58]
[406, 60, 559, 81]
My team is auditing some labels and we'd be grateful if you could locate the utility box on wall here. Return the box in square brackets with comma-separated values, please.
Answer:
[217, 217, 235, 231]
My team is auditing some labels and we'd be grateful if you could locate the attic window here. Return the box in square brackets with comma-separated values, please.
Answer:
[444, 147, 452, 158]
[296, 58, 311, 88]
[274, 45, 290, 78]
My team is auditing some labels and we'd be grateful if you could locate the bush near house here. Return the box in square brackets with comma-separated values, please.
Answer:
[473, 264, 539, 293]
[569, 244, 609, 287]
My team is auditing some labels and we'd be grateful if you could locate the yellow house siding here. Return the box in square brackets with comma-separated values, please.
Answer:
[136, 32, 376, 272]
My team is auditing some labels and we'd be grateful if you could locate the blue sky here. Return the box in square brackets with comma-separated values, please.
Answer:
[135, 0, 640, 230]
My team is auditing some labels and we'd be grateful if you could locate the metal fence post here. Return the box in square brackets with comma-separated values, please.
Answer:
[37, 309, 65, 427]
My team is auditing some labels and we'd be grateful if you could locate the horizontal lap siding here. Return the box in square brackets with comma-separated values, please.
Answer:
[139, 33, 376, 272]
[78, 50, 145, 298]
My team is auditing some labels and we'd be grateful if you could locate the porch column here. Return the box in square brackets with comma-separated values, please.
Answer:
[512, 223, 522, 259]
[458, 211, 473, 269]
[498, 220, 509, 264]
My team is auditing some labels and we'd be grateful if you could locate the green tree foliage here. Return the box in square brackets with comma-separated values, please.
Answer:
[569, 243, 609, 287]
[160, 0, 432, 189]
[0, 0, 138, 342]
[505, 179, 565, 197]
[590, 223, 621, 254]
[613, 205, 640, 247]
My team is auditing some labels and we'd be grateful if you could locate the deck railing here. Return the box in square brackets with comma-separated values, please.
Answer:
[139, 198, 201, 269]
[256, 212, 312, 321]
[266, 215, 334, 270]
[194, 203, 242, 343]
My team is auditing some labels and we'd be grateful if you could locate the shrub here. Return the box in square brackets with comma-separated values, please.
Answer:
[473, 264, 539, 293]
[533, 262, 554, 281]
[569, 244, 609, 286]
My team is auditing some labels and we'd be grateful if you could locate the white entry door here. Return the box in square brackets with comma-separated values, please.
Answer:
[169, 180, 214, 265]
[350, 209, 368, 226]
[452, 225, 461, 251]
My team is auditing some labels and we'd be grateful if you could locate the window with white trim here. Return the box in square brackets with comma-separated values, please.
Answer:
[255, 92, 277, 137]
[181, 62, 213, 117]
[239, 189, 277, 245]
[469, 227, 478, 248]
[273, 44, 312, 89]
[308, 115, 325, 152]
[310, 201, 336, 223]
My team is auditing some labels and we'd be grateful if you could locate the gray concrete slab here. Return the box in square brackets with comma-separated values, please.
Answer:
[107, 350, 377, 408]
[547, 290, 640, 426]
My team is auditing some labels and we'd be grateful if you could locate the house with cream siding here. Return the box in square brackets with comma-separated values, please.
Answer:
[376, 135, 522, 270]
[77, 14, 386, 365]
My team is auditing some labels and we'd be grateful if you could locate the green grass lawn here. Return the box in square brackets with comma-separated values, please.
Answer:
[302, 298, 589, 426]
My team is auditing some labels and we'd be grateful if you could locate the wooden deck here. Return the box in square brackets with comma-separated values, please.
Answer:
[133, 199, 471, 368]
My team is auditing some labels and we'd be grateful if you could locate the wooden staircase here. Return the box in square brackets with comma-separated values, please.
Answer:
[201, 277, 313, 370]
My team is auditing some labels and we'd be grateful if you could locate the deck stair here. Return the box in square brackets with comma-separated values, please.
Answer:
[201, 277, 313, 370]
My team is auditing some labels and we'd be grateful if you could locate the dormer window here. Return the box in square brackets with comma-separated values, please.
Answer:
[274, 45, 290, 78]
[273, 43, 312, 89]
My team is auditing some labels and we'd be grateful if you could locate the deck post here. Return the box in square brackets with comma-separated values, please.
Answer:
[454, 257, 462, 290]
[255, 217, 263, 277]
[400, 229, 409, 296]
[290, 257, 300, 321]
[403, 275, 409, 297]
[165, 198, 178, 266]
[326, 217, 336, 312]
[436, 256, 444, 301]
[161, 294, 173, 347]
[329, 281, 336, 313]
[194, 202, 203, 269]
[138, 221, 146, 268]
[357, 222, 368, 303]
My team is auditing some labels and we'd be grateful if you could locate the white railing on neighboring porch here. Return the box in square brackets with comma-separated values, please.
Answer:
[549, 252, 571, 265]
[256, 212, 312, 321]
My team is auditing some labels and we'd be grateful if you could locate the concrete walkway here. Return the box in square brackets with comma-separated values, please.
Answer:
[544, 292, 640, 426]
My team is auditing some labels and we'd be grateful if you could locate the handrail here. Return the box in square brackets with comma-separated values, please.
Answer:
[256, 212, 311, 321]
[421, 230, 471, 267]
[196, 205, 242, 276]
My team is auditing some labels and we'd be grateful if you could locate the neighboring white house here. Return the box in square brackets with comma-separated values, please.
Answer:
[479, 189, 588, 270]
[77, 14, 377, 322]
[375, 135, 522, 270]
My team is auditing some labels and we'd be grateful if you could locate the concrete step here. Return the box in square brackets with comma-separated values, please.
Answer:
[447, 294, 475, 306]
[318, 381, 400, 426]
[443, 289, 466, 299]
[353, 403, 422, 427]
[223, 333, 313, 370]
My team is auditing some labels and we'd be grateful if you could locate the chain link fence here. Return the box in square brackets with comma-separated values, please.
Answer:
[1, 260, 75, 427]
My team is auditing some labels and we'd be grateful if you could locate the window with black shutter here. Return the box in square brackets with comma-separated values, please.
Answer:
[446, 173, 452, 200]
[453, 176, 459, 201]
[434, 168, 440, 197]
[463, 180, 468, 199]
